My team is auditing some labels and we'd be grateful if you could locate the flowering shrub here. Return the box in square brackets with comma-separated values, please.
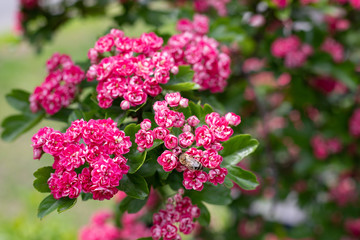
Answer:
[4, 0, 360, 239]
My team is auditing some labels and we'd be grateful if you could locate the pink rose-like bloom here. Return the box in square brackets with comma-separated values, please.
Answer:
[202, 149, 223, 169]
[135, 129, 154, 151]
[187, 115, 200, 127]
[153, 127, 170, 140]
[272, 0, 288, 8]
[208, 166, 228, 185]
[330, 176, 357, 206]
[178, 132, 195, 148]
[350, 0, 360, 9]
[157, 150, 178, 171]
[242, 58, 265, 73]
[225, 112, 241, 126]
[195, 125, 214, 148]
[183, 169, 208, 191]
[165, 92, 181, 107]
[182, 124, 192, 132]
[48, 170, 81, 199]
[140, 119, 152, 130]
[120, 100, 130, 110]
[179, 98, 189, 108]
[345, 218, 360, 237]
[176, 19, 193, 32]
[271, 36, 301, 58]
[164, 134, 178, 149]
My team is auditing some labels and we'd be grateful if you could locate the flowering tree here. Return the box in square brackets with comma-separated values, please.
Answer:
[4, 0, 360, 239]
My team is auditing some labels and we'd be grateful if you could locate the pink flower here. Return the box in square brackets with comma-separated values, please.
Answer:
[311, 135, 328, 160]
[176, 19, 193, 32]
[349, 109, 360, 137]
[272, 0, 288, 8]
[187, 116, 200, 127]
[153, 127, 170, 140]
[94, 34, 114, 53]
[183, 169, 208, 191]
[178, 132, 195, 148]
[120, 100, 130, 110]
[140, 119, 152, 130]
[208, 166, 228, 185]
[179, 98, 189, 108]
[164, 134, 178, 149]
[165, 92, 181, 107]
[271, 36, 301, 58]
[135, 129, 154, 151]
[225, 112, 241, 126]
[202, 149, 223, 169]
[157, 150, 178, 172]
[48, 170, 81, 199]
[321, 38, 344, 63]
[195, 125, 214, 148]
[43, 131, 66, 156]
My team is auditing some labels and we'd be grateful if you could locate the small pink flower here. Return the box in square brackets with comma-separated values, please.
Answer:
[157, 150, 178, 172]
[208, 166, 228, 185]
[224, 112, 241, 126]
[140, 119, 152, 130]
[165, 92, 181, 107]
[178, 132, 195, 148]
[120, 100, 130, 110]
[182, 124, 192, 132]
[183, 169, 208, 191]
[135, 129, 154, 151]
[164, 134, 178, 149]
[153, 127, 170, 140]
[179, 98, 189, 108]
[176, 19, 193, 32]
[187, 116, 200, 127]
[202, 149, 223, 168]
[195, 125, 214, 148]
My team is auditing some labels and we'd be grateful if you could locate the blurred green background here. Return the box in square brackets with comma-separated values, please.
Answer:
[0, 16, 121, 240]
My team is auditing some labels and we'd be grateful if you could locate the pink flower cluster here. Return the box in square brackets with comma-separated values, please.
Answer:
[86, 29, 177, 109]
[31, 118, 132, 200]
[345, 218, 360, 238]
[336, 0, 360, 9]
[79, 209, 151, 240]
[151, 189, 200, 240]
[310, 76, 347, 95]
[164, 15, 231, 93]
[330, 175, 357, 207]
[271, 35, 313, 68]
[20, 0, 38, 9]
[193, 0, 230, 16]
[135, 92, 241, 191]
[29, 53, 84, 115]
[311, 135, 342, 160]
[321, 38, 345, 63]
[272, 0, 289, 8]
[349, 108, 360, 137]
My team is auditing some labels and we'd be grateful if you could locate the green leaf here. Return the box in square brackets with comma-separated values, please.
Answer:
[187, 184, 232, 205]
[68, 110, 87, 123]
[117, 174, 149, 200]
[223, 176, 234, 189]
[37, 195, 77, 219]
[162, 82, 200, 91]
[169, 66, 194, 84]
[227, 165, 259, 190]
[1, 112, 45, 141]
[119, 196, 148, 214]
[220, 135, 259, 167]
[5, 89, 30, 112]
[124, 123, 147, 173]
[33, 167, 54, 193]
[81, 192, 93, 201]
[136, 238, 153, 240]
[197, 202, 211, 226]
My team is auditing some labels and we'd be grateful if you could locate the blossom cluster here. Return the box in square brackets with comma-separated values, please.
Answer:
[309, 76, 347, 95]
[349, 108, 360, 137]
[135, 92, 241, 191]
[29, 53, 84, 115]
[79, 209, 151, 240]
[193, 0, 230, 16]
[20, 0, 38, 9]
[86, 29, 178, 109]
[330, 174, 357, 207]
[151, 189, 200, 240]
[271, 35, 313, 68]
[311, 135, 342, 160]
[335, 0, 360, 9]
[31, 118, 132, 200]
[321, 38, 345, 63]
[164, 14, 231, 93]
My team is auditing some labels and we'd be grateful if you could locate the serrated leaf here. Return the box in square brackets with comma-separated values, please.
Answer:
[169, 66, 194, 84]
[187, 184, 232, 205]
[33, 167, 54, 193]
[119, 196, 148, 214]
[5, 89, 30, 112]
[37, 195, 77, 219]
[117, 174, 149, 200]
[227, 165, 259, 190]
[1, 112, 45, 142]
[220, 135, 259, 167]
